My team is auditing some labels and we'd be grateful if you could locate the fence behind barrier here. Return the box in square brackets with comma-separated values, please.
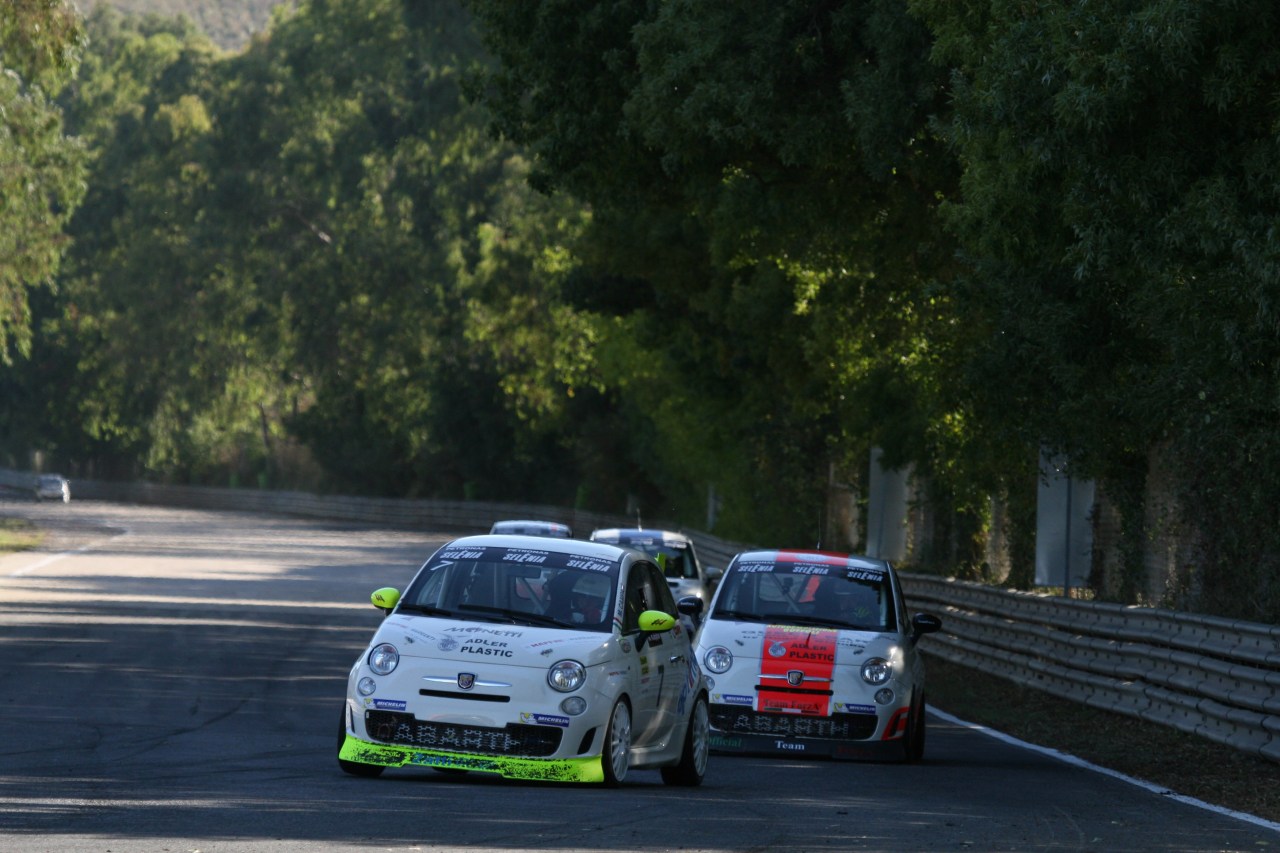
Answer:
[5, 471, 1276, 763]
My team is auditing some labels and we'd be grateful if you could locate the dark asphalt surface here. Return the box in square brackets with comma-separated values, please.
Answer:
[1, 498, 1276, 852]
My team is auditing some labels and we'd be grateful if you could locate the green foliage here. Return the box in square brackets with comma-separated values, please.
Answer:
[5, 0, 1280, 620]
[0, 0, 88, 363]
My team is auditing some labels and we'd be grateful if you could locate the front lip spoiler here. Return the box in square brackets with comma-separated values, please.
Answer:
[339, 734, 605, 783]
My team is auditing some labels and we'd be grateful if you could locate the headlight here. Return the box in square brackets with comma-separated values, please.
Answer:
[861, 657, 892, 685]
[548, 660, 586, 692]
[703, 645, 733, 674]
[368, 643, 399, 675]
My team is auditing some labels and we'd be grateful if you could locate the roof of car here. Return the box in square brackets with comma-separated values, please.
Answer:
[589, 528, 693, 547]
[448, 533, 628, 560]
[488, 519, 573, 537]
[731, 549, 889, 571]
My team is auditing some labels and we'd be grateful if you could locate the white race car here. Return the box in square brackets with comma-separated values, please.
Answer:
[694, 549, 941, 762]
[338, 534, 710, 785]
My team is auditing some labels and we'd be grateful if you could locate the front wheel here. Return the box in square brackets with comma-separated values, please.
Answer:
[601, 699, 632, 787]
[902, 694, 926, 763]
[661, 693, 709, 786]
[337, 708, 384, 778]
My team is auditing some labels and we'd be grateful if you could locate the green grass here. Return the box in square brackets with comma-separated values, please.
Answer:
[925, 655, 1280, 824]
[0, 517, 42, 553]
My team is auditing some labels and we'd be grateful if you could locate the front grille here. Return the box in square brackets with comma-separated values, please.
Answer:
[364, 710, 563, 757]
[709, 706, 878, 740]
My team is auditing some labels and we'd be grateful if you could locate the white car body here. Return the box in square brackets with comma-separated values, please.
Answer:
[589, 528, 719, 604]
[694, 549, 941, 762]
[34, 474, 70, 503]
[488, 519, 573, 538]
[339, 534, 710, 785]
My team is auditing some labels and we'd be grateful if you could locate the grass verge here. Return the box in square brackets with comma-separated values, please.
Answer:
[925, 655, 1280, 824]
[0, 517, 42, 553]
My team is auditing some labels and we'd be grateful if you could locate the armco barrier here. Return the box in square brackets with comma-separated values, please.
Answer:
[5, 470, 1277, 762]
[900, 573, 1280, 763]
[45, 474, 750, 573]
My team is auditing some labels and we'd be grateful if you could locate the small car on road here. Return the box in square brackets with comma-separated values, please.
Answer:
[339, 534, 710, 785]
[488, 519, 573, 538]
[589, 528, 720, 604]
[693, 549, 940, 762]
[33, 474, 70, 503]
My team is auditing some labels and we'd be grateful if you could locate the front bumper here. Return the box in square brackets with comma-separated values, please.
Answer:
[706, 701, 911, 761]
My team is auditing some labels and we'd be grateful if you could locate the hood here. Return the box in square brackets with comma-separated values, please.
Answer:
[372, 614, 616, 668]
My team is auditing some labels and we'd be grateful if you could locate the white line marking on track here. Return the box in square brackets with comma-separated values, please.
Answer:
[929, 706, 1280, 834]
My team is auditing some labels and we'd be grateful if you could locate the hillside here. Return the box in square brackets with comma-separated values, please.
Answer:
[76, 0, 290, 51]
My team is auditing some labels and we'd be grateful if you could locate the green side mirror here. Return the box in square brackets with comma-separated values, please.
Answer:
[637, 610, 675, 632]
[371, 587, 401, 612]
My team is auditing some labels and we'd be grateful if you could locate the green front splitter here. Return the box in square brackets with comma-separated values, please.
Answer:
[340, 735, 606, 783]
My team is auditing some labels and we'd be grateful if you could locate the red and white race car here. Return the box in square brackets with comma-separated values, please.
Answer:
[692, 549, 941, 762]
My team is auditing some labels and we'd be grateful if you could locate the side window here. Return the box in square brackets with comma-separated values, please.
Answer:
[645, 563, 678, 615]
[623, 565, 649, 633]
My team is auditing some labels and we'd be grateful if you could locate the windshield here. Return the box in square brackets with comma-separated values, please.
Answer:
[401, 544, 619, 632]
[611, 539, 697, 580]
[711, 556, 894, 631]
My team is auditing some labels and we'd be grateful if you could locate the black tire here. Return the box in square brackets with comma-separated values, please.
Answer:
[902, 694, 926, 763]
[337, 708, 384, 778]
[601, 698, 632, 787]
[661, 692, 709, 786]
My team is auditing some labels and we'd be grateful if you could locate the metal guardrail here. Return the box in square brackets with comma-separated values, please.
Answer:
[900, 573, 1280, 763]
[5, 469, 1276, 762]
[50, 475, 750, 572]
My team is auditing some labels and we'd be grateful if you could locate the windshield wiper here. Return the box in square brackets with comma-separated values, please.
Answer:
[457, 604, 569, 628]
[397, 603, 454, 618]
[711, 609, 768, 622]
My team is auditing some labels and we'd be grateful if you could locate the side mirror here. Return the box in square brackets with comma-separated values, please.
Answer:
[911, 612, 942, 641]
[371, 587, 401, 615]
[638, 610, 676, 632]
[633, 609, 676, 650]
[677, 596, 704, 617]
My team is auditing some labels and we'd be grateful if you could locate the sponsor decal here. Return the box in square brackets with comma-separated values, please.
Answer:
[718, 693, 754, 707]
[446, 627, 524, 637]
[839, 703, 877, 715]
[437, 637, 459, 652]
[757, 626, 837, 717]
[503, 549, 549, 564]
[440, 548, 485, 559]
[461, 645, 514, 657]
[368, 698, 407, 711]
[774, 740, 806, 751]
[709, 735, 744, 748]
[565, 557, 612, 572]
[520, 712, 571, 727]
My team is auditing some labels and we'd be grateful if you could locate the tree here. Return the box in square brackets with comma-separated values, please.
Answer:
[0, 0, 87, 362]
[912, 0, 1280, 617]
[466, 0, 970, 546]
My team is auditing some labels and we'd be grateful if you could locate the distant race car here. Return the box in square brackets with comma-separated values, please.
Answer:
[693, 549, 941, 762]
[338, 533, 710, 786]
[489, 519, 573, 539]
[33, 474, 70, 503]
[589, 528, 720, 604]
